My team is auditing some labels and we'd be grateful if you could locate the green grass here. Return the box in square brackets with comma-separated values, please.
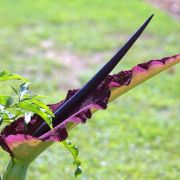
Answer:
[0, 0, 179, 179]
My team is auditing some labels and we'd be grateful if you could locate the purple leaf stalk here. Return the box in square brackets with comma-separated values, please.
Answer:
[0, 15, 180, 180]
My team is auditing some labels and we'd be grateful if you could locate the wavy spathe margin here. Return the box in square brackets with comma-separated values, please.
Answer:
[0, 54, 179, 161]
[109, 54, 180, 101]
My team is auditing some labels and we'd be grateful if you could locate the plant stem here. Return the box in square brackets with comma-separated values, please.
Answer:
[2, 158, 29, 180]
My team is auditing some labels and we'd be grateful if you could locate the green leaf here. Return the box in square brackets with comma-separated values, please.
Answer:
[24, 112, 32, 125]
[0, 96, 13, 107]
[5, 111, 15, 119]
[32, 95, 48, 99]
[62, 140, 82, 178]
[16, 100, 52, 128]
[31, 98, 54, 117]
[75, 166, 82, 178]
[24, 112, 32, 132]
[14, 109, 23, 118]
[20, 97, 54, 117]
[0, 70, 28, 82]
[11, 86, 19, 96]
[19, 82, 30, 100]
[0, 115, 3, 125]
[0, 108, 15, 122]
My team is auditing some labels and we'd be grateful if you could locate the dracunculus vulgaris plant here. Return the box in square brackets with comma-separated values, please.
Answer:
[0, 14, 179, 180]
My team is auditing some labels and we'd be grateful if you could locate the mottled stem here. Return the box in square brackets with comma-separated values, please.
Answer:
[2, 158, 28, 180]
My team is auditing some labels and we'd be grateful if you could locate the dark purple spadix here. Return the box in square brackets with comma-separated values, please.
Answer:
[34, 14, 154, 137]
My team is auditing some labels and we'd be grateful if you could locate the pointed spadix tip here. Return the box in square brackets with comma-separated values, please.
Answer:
[149, 14, 154, 20]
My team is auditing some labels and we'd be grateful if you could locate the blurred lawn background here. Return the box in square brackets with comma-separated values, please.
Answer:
[0, 0, 179, 179]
